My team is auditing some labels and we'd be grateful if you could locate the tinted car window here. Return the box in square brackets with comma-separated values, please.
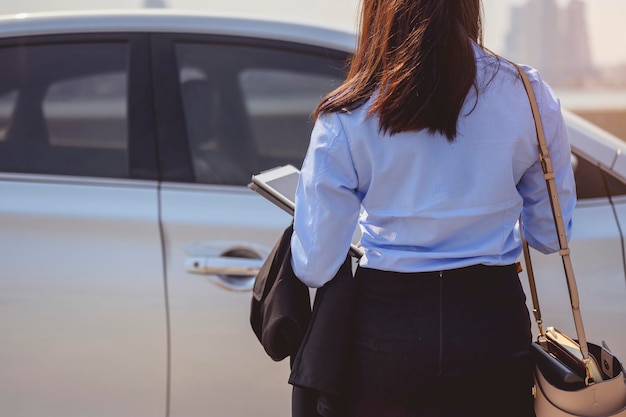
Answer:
[572, 152, 626, 200]
[0, 42, 129, 178]
[0, 90, 17, 142]
[44, 72, 127, 150]
[239, 69, 339, 166]
[175, 42, 346, 185]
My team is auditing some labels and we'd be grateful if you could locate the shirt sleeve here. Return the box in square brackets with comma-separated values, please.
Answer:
[290, 112, 361, 288]
[517, 67, 577, 254]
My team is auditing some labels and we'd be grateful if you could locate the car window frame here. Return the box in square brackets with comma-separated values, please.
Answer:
[150, 32, 349, 185]
[571, 150, 626, 201]
[0, 33, 158, 181]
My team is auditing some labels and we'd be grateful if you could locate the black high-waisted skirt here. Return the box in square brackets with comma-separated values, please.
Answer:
[350, 264, 535, 417]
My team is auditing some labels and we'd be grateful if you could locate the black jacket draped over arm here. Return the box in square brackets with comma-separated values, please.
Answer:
[250, 225, 357, 417]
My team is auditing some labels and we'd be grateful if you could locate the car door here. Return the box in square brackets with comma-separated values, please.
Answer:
[0, 34, 167, 417]
[569, 152, 626, 362]
[152, 33, 347, 416]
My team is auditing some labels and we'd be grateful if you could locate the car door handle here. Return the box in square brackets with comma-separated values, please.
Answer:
[185, 256, 263, 277]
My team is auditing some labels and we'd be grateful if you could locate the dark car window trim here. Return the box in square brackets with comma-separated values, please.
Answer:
[150, 32, 350, 184]
[161, 32, 350, 60]
[0, 33, 159, 181]
[150, 33, 195, 183]
[127, 34, 159, 181]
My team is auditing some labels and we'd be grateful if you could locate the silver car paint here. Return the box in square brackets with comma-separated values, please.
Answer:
[0, 175, 166, 416]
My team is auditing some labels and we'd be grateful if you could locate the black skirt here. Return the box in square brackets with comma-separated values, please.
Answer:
[350, 264, 535, 417]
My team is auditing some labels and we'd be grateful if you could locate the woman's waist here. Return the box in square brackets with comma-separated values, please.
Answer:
[357, 243, 522, 273]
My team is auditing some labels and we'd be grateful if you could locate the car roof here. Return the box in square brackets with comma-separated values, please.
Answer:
[0, 9, 356, 52]
[1, 10, 622, 182]
[563, 109, 626, 183]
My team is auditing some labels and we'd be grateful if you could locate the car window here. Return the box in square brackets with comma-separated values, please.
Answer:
[44, 72, 127, 150]
[0, 90, 17, 143]
[0, 41, 129, 178]
[572, 152, 626, 200]
[238, 69, 339, 166]
[175, 41, 346, 185]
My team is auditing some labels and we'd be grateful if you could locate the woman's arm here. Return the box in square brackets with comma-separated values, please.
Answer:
[518, 68, 577, 253]
[290, 113, 361, 287]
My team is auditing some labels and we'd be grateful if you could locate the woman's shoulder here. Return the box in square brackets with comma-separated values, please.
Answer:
[501, 59, 561, 114]
[473, 44, 542, 84]
[318, 95, 376, 131]
[475, 46, 560, 111]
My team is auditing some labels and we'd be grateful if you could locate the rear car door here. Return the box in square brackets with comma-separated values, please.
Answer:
[152, 33, 347, 416]
[0, 34, 166, 416]
[569, 151, 626, 360]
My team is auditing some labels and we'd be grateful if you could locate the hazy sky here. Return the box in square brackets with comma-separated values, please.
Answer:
[0, 0, 624, 66]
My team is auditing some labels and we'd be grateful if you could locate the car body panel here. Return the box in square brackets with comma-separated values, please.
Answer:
[564, 109, 626, 181]
[0, 10, 356, 53]
[160, 183, 292, 416]
[0, 175, 166, 417]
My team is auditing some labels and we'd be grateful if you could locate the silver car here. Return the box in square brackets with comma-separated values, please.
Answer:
[0, 10, 624, 417]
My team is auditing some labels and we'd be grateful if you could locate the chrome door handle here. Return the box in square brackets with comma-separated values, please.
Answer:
[184, 245, 268, 291]
[185, 256, 263, 277]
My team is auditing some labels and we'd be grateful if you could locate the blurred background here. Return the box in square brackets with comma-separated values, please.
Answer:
[2, 0, 624, 138]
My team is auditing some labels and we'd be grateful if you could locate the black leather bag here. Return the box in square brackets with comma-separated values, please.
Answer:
[250, 224, 312, 362]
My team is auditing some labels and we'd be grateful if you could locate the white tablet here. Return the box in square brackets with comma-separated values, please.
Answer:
[248, 164, 300, 215]
[248, 164, 364, 258]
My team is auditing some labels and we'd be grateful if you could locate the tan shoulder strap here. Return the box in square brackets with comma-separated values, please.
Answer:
[512, 62, 593, 372]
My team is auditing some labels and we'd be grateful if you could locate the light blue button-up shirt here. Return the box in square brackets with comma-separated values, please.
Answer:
[291, 47, 576, 288]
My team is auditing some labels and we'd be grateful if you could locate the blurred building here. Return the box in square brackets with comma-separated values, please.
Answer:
[505, 0, 595, 87]
[144, 0, 168, 8]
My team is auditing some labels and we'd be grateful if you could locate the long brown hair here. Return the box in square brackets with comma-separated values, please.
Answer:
[316, 0, 483, 141]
